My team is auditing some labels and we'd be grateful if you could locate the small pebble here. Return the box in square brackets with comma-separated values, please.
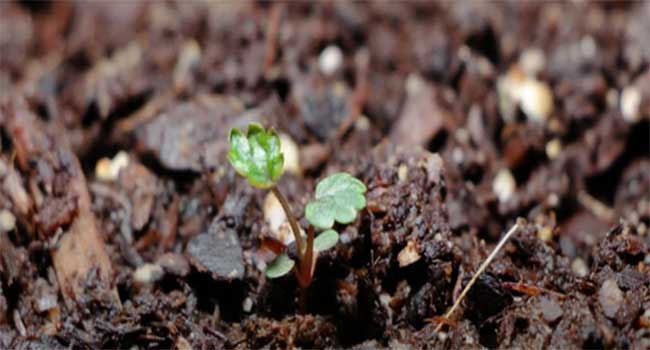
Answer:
[599, 279, 623, 319]
[279, 133, 300, 175]
[620, 86, 642, 122]
[397, 164, 408, 183]
[539, 296, 563, 323]
[319, 45, 343, 76]
[438, 332, 448, 342]
[493, 169, 516, 203]
[397, 241, 421, 267]
[36, 294, 58, 313]
[242, 297, 253, 313]
[175, 336, 192, 350]
[571, 257, 589, 278]
[95, 151, 129, 182]
[133, 263, 164, 285]
[156, 253, 190, 277]
[545, 138, 562, 159]
[0, 209, 16, 232]
[580, 36, 597, 59]
[537, 226, 553, 242]
[547, 193, 560, 207]
[519, 78, 554, 123]
[606, 89, 619, 109]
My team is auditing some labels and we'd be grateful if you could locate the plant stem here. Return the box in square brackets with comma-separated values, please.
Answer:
[271, 185, 304, 257]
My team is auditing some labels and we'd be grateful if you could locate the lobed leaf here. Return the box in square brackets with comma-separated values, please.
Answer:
[265, 254, 295, 278]
[313, 229, 339, 252]
[305, 173, 366, 229]
[228, 123, 284, 189]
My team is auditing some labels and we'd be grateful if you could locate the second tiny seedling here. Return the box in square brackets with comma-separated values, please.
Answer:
[228, 123, 366, 297]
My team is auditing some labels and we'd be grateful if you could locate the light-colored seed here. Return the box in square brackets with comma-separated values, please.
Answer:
[133, 263, 164, 285]
[242, 297, 253, 313]
[0, 209, 16, 232]
[546, 138, 562, 159]
[279, 133, 300, 175]
[95, 151, 129, 182]
[571, 258, 588, 278]
[397, 164, 408, 183]
[599, 279, 623, 318]
[519, 78, 554, 123]
[319, 45, 343, 76]
[263, 191, 287, 234]
[537, 227, 553, 242]
[620, 86, 642, 123]
[397, 241, 421, 267]
[493, 169, 516, 203]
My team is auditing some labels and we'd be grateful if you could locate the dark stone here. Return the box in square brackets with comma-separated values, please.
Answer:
[187, 224, 244, 280]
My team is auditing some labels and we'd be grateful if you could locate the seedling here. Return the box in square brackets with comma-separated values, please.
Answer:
[228, 123, 366, 305]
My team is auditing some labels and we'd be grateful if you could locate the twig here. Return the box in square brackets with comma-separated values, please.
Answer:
[434, 219, 522, 333]
[577, 190, 615, 223]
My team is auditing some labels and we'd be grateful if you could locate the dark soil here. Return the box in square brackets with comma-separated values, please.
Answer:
[1, 1, 649, 349]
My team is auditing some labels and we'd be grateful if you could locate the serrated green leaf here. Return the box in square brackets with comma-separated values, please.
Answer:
[313, 229, 339, 252]
[228, 123, 284, 189]
[266, 254, 295, 279]
[305, 173, 366, 229]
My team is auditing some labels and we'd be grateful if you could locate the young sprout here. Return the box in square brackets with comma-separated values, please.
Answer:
[228, 123, 366, 307]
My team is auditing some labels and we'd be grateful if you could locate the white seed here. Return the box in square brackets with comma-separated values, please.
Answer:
[397, 164, 408, 183]
[606, 89, 619, 109]
[571, 258, 588, 278]
[547, 193, 560, 207]
[397, 241, 421, 267]
[133, 263, 164, 285]
[175, 337, 192, 350]
[519, 78, 554, 123]
[599, 279, 623, 318]
[319, 45, 343, 76]
[355, 115, 370, 131]
[242, 297, 253, 313]
[519, 48, 546, 76]
[263, 192, 287, 235]
[405, 73, 425, 95]
[620, 86, 642, 123]
[279, 133, 300, 175]
[537, 227, 553, 242]
[545, 138, 562, 159]
[492, 169, 516, 203]
[95, 151, 129, 182]
[0, 209, 16, 232]
[497, 67, 526, 123]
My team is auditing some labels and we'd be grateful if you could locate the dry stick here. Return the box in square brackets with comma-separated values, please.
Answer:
[271, 186, 304, 257]
[434, 220, 522, 333]
[577, 190, 615, 223]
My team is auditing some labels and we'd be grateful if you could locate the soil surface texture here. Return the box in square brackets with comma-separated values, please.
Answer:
[0, 1, 649, 349]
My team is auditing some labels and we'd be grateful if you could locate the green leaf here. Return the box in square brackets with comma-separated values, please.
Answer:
[228, 123, 284, 189]
[305, 173, 366, 229]
[266, 254, 295, 279]
[313, 229, 339, 252]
